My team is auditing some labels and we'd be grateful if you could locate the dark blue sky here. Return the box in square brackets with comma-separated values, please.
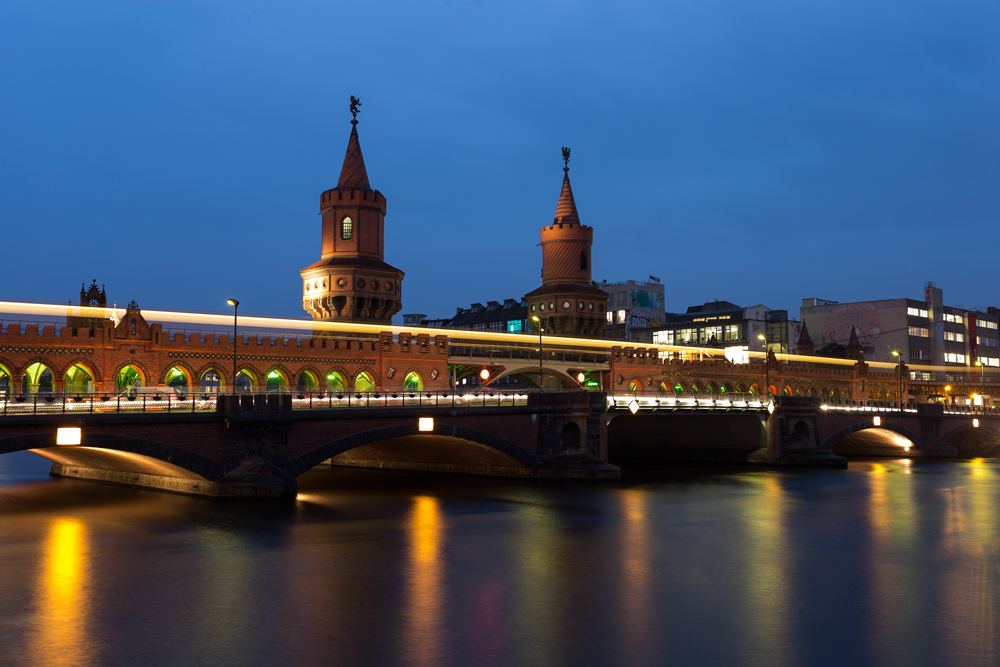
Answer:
[2, 0, 998, 321]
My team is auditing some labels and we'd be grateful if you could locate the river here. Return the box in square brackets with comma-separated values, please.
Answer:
[1, 452, 997, 667]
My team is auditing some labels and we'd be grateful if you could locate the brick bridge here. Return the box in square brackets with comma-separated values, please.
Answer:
[609, 396, 1000, 467]
[0, 391, 616, 497]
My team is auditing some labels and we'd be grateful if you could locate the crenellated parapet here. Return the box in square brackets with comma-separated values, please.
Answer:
[0, 305, 448, 396]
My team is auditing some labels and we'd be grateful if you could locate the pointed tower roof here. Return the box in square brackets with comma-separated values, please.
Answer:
[337, 120, 371, 190]
[797, 320, 814, 356]
[846, 326, 864, 360]
[553, 147, 580, 225]
[797, 320, 813, 347]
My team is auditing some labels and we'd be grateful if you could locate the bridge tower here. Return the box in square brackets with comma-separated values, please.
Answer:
[300, 98, 404, 325]
[525, 148, 608, 337]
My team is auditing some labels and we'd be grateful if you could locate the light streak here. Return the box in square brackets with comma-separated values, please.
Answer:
[1, 299, 993, 373]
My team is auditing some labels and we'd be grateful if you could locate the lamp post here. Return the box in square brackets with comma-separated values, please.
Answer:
[227, 299, 239, 393]
[758, 333, 769, 399]
[532, 316, 543, 390]
[945, 385, 951, 408]
[894, 350, 903, 410]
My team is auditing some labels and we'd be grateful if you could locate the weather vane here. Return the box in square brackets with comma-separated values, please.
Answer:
[350, 96, 362, 122]
[562, 146, 571, 170]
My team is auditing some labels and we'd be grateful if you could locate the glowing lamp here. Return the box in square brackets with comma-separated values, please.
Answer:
[973, 419, 980, 428]
[418, 417, 434, 432]
[873, 416, 881, 426]
[820, 404, 829, 410]
[628, 399, 640, 415]
[56, 427, 81, 446]
[577, 372, 586, 383]
[480, 369, 490, 380]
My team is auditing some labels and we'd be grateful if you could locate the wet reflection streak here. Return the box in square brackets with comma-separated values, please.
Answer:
[403, 495, 445, 667]
[29, 518, 93, 667]
[620, 489, 652, 661]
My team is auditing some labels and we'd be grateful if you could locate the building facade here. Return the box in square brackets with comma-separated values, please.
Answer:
[800, 282, 1000, 386]
[651, 300, 802, 358]
[597, 278, 666, 342]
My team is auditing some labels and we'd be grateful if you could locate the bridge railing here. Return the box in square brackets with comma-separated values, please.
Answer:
[0, 389, 533, 417]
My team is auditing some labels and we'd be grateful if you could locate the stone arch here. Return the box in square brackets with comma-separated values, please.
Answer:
[285, 423, 537, 477]
[353, 368, 377, 393]
[487, 366, 584, 388]
[691, 381, 703, 393]
[706, 382, 718, 393]
[17, 356, 58, 379]
[112, 361, 151, 391]
[324, 367, 350, 392]
[59, 358, 103, 384]
[195, 363, 230, 387]
[234, 365, 260, 390]
[673, 380, 687, 394]
[158, 361, 195, 386]
[819, 422, 922, 452]
[560, 421, 581, 453]
[296, 366, 322, 393]
[0, 432, 223, 481]
[402, 368, 424, 392]
[263, 364, 292, 392]
[62, 362, 97, 394]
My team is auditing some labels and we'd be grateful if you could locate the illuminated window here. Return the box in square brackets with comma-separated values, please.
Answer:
[617, 310, 626, 324]
[507, 320, 522, 333]
[986, 321, 999, 330]
[341, 216, 353, 240]
[908, 326, 929, 338]
[977, 336, 998, 347]
[945, 353, 966, 363]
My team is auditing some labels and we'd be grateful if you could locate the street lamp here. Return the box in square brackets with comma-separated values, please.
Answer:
[532, 315, 543, 390]
[945, 385, 951, 408]
[227, 299, 239, 393]
[892, 350, 902, 411]
[758, 334, 769, 398]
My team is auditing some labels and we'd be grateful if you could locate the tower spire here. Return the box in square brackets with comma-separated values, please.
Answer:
[337, 96, 370, 189]
[553, 147, 579, 225]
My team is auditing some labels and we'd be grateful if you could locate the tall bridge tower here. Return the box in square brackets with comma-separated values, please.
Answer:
[300, 98, 404, 325]
[525, 148, 607, 337]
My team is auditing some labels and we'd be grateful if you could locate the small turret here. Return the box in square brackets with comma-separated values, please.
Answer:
[846, 326, 864, 361]
[797, 321, 815, 356]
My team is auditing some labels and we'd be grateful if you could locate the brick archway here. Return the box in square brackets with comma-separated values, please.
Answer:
[286, 423, 536, 477]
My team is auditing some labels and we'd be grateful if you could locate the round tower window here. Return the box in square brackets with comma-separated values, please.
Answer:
[356, 278, 366, 289]
[337, 277, 347, 287]
[371, 280, 380, 290]
[385, 281, 393, 291]
[531, 304, 536, 312]
[549, 302, 555, 310]
[563, 301, 571, 310]
[578, 301, 584, 309]
[588, 303, 594, 310]
[540, 304, 545, 311]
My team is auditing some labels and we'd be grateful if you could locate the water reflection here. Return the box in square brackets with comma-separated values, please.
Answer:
[937, 459, 998, 665]
[619, 488, 653, 663]
[402, 495, 445, 667]
[741, 475, 796, 666]
[28, 517, 94, 667]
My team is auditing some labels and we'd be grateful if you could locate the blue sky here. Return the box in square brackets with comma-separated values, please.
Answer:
[2, 0, 998, 321]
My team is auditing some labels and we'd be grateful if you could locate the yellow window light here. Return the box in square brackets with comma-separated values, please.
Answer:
[418, 418, 434, 432]
[873, 416, 881, 426]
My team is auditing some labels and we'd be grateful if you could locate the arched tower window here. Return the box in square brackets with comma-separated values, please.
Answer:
[580, 249, 588, 271]
[341, 216, 353, 240]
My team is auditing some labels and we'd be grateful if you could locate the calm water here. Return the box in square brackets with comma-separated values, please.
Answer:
[1, 453, 998, 667]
